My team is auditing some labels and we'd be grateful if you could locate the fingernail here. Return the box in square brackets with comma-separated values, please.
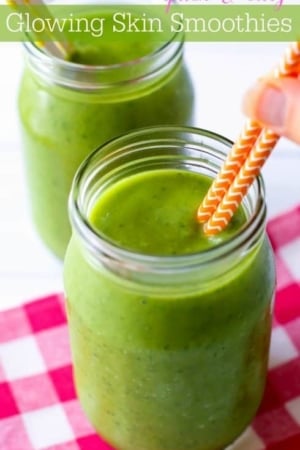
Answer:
[257, 85, 286, 127]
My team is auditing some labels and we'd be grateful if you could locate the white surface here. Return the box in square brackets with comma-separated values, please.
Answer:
[0, 42, 300, 310]
[23, 405, 74, 448]
[0, 335, 46, 379]
[279, 237, 300, 280]
[268, 326, 299, 369]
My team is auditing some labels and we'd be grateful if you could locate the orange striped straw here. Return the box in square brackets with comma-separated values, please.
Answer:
[203, 128, 279, 236]
[197, 41, 300, 224]
[7, 0, 73, 59]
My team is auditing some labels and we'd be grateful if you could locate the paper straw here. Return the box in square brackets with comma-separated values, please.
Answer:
[203, 128, 278, 236]
[197, 119, 262, 223]
[7, 0, 72, 59]
[197, 41, 300, 224]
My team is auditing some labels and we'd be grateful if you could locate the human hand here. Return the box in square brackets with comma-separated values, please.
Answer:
[242, 75, 300, 144]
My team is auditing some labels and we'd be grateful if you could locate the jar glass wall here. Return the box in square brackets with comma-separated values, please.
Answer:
[64, 126, 276, 450]
[18, 16, 194, 258]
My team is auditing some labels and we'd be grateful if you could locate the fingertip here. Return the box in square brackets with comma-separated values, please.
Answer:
[242, 77, 300, 144]
[241, 80, 268, 119]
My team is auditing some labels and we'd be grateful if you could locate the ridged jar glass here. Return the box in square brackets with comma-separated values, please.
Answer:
[64, 127, 276, 450]
[18, 31, 194, 258]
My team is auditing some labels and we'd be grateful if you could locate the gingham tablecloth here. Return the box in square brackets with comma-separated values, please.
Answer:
[1, 207, 300, 450]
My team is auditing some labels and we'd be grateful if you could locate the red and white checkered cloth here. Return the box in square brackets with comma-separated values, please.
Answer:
[1, 206, 300, 450]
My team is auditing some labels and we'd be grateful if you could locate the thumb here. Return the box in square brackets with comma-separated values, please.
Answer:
[242, 78, 300, 145]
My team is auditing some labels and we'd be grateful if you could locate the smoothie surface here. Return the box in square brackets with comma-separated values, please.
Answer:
[69, 39, 159, 66]
[89, 169, 247, 255]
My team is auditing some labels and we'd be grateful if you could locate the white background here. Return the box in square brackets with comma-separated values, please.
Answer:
[1, 41, 300, 310]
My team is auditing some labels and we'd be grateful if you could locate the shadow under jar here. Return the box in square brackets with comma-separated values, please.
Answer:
[18, 19, 194, 259]
[64, 126, 276, 450]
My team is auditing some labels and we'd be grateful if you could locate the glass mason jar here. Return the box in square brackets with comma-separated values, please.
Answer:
[64, 127, 276, 450]
[18, 32, 194, 259]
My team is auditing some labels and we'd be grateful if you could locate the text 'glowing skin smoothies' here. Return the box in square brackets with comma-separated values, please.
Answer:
[18, 8, 194, 258]
[64, 127, 276, 450]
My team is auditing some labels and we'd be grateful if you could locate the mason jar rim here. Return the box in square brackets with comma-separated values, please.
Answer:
[23, 29, 181, 72]
[69, 126, 267, 274]
[22, 27, 184, 92]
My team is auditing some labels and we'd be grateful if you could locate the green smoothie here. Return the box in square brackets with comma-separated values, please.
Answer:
[64, 168, 275, 450]
[90, 169, 246, 255]
[18, 12, 193, 258]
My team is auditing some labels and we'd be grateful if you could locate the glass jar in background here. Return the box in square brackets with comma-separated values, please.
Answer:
[64, 126, 276, 450]
[18, 26, 194, 258]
